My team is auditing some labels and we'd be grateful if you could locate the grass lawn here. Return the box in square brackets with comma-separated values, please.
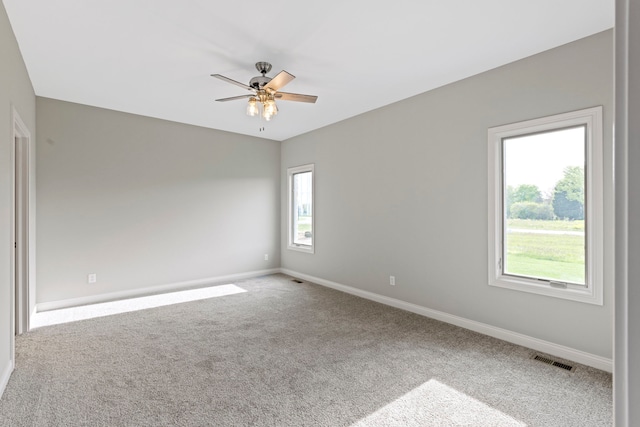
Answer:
[295, 215, 312, 235]
[506, 254, 585, 284]
[505, 227, 585, 284]
[507, 218, 584, 232]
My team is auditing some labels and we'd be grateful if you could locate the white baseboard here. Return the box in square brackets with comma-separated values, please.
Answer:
[280, 268, 613, 373]
[0, 359, 13, 400]
[36, 268, 281, 313]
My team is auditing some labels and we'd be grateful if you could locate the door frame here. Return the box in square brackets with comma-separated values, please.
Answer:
[10, 107, 34, 356]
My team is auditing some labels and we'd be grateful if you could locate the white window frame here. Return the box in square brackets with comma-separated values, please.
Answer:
[488, 106, 603, 305]
[287, 164, 315, 254]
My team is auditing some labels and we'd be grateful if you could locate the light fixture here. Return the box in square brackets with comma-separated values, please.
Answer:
[246, 90, 279, 121]
[246, 97, 259, 116]
[212, 62, 317, 126]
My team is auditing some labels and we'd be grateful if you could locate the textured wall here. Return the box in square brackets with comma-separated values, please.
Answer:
[36, 98, 280, 304]
[281, 31, 614, 358]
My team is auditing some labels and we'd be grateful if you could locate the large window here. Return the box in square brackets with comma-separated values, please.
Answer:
[488, 107, 603, 304]
[288, 164, 314, 253]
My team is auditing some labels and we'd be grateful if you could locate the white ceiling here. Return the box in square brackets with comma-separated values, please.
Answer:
[3, 0, 614, 141]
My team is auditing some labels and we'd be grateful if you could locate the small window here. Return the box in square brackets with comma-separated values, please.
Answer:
[488, 107, 603, 304]
[288, 164, 314, 253]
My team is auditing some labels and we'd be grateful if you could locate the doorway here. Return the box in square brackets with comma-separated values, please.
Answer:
[11, 108, 31, 338]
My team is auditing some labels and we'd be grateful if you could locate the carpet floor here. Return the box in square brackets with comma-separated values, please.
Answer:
[0, 274, 612, 426]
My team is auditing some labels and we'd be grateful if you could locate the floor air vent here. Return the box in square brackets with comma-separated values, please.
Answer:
[531, 354, 576, 372]
[291, 279, 304, 283]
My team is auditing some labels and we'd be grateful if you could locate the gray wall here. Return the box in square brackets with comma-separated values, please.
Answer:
[36, 98, 280, 304]
[281, 30, 614, 359]
[0, 1, 36, 393]
[615, 0, 639, 424]
[628, 6, 640, 422]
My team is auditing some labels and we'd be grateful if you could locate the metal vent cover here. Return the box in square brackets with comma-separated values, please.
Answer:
[531, 354, 576, 372]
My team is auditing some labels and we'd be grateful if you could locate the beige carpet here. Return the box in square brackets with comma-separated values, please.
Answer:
[0, 274, 612, 426]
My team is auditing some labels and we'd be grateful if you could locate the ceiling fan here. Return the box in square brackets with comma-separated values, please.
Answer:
[211, 62, 318, 122]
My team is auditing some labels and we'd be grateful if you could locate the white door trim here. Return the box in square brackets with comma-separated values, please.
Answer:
[10, 107, 33, 348]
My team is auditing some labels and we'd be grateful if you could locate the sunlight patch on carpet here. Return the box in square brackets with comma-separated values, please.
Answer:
[31, 284, 246, 328]
[351, 379, 526, 426]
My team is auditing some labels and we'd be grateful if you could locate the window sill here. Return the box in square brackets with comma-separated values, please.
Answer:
[489, 275, 602, 305]
[287, 244, 314, 254]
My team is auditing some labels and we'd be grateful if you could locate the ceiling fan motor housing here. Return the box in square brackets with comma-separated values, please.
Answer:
[249, 75, 272, 90]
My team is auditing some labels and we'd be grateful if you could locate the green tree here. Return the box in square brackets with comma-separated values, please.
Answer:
[553, 166, 584, 220]
[506, 185, 514, 217]
[512, 184, 542, 204]
[506, 184, 542, 218]
[510, 202, 555, 220]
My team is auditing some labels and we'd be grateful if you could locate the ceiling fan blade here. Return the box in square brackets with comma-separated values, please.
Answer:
[215, 94, 255, 102]
[264, 70, 295, 92]
[275, 92, 318, 103]
[211, 74, 255, 92]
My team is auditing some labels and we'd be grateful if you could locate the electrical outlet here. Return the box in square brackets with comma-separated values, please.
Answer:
[88, 273, 97, 284]
[264, 254, 269, 261]
[390, 276, 396, 286]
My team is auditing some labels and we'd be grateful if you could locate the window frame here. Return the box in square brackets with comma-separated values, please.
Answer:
[487, 106, 603, 305]
[287, 163, 315, 254]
